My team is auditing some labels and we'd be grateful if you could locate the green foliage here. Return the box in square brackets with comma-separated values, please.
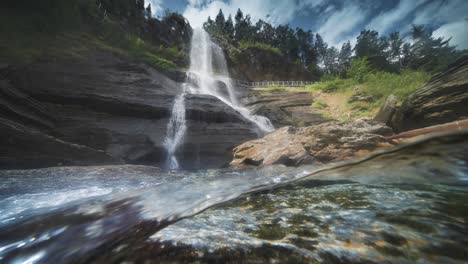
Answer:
[141, 52, 177, 70]
[309, 69, 430, 101]
[239, 41, 282, 56]
[312, 99, 328, 109]
[308, 78, 356, 93]
[363, 70, 431, 100]
[0, 0, 182, 71]
[347, 57, 373, 83]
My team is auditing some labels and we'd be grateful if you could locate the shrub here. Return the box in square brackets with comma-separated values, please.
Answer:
[239, 41, 282, 56]
[347, 57, 373, 83]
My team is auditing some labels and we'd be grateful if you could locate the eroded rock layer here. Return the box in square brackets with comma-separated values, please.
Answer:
[0, 51, 258, 169]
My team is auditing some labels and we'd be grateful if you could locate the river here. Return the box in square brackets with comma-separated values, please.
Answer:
[0, 131, 467, 263]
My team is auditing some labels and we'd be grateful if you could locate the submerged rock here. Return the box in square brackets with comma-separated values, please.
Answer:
[231, 119, 393, 168]
[392, 55, 468, 132]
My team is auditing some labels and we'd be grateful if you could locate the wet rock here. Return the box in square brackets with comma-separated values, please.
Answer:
[231, 119, 393, 168]
[374, 94, 398, 126]
[392, 55, 468, 132]
[0, 118, 120, 169]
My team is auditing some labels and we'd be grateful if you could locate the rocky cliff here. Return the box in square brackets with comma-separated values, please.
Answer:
[241, 89, 330, 127]
[392, 55, 468, 132]
[0, 51, 258, 170]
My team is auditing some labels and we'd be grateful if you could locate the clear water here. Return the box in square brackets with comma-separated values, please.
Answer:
[0, 132, 467, 263]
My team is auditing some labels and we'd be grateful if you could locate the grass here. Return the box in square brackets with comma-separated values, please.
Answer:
[306, 70, 431, 121]
[239, 40, 282, 56]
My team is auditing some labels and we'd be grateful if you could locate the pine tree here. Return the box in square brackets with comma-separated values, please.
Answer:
[315, 33, 328, 67]
[338, 41, 352, 75]
[224, 15, 234, 39]
[389, 32, 403, 68]
[215, 9, 225, 29]
[234, 8, 244, 41]
[145, 4, 152, 19]
[354, 30, 389, 71]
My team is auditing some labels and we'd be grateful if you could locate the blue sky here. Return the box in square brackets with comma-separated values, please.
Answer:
[145, 0, 468, 49]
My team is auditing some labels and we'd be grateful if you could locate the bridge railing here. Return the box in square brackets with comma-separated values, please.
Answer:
[235, 80, 315, 88]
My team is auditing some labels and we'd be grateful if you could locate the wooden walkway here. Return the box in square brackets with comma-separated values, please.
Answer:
[235, 80, 315, 88]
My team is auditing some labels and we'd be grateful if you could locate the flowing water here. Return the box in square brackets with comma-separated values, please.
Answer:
[0, 132, 467, 263]
[163, 92, 187, 170]
[162, 28, 273, 169]
[186, 28, 274, 132]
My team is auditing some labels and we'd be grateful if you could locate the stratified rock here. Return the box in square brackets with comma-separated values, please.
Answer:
[231, 119, 393, 168]
[1, 51, 258, 169]
[392, 55, 468, 132]
[0, 118, 120, 169]
[242, 90, 330, 127]
[374, 94, 398, 126]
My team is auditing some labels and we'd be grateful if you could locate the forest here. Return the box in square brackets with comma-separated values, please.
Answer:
[203, 8, 464, 77]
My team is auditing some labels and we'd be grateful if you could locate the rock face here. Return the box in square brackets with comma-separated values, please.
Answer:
[374, 94, 398, 126]
[241, 89, 330, 127]
[392, 55, 468, 132]
[231, 119, 393, 168]
[0, 51, 258, 169]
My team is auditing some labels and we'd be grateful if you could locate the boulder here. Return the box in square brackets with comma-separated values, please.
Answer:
[392, 55, 468, 132]
[374, 94, 398, 126]
[231, 119, 393, 168]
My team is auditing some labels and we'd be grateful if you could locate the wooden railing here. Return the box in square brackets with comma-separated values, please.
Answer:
[235, 80, 315, 88]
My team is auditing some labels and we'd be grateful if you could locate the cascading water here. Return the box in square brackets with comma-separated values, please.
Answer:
[186, 28, 274, 132]
[162, 28, 274, 169]
[163, 91, 187, 170]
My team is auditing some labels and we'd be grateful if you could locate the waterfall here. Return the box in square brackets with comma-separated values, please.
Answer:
[163, 92, 187, 170]
[187, 28, 274, 132]
[162, 28, 274, 169]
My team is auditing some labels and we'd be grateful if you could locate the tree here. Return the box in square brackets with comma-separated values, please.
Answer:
[347, 57, 372, 83]
[354, 30, 389, 71]
[234, 8, 244, 40]
[409, 24, 457, 72]
[296, 28, 316, 66]
[338, 41, 352, 75]
[145, 4, 152, 19]
[314, 33, 328, 67]
[389, 32, 403, 68]
[224, 15, 234, 39]
[323, 47, 339, 74]
[215, 9, 225, 28]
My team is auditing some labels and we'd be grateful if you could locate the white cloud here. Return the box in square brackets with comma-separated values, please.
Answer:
[413, 0, 468, 25]
[317, 4, 367, 47]
[366, 0, 429, 34]
[413, 0, 468, 50]
[433, 20, 468, 49]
